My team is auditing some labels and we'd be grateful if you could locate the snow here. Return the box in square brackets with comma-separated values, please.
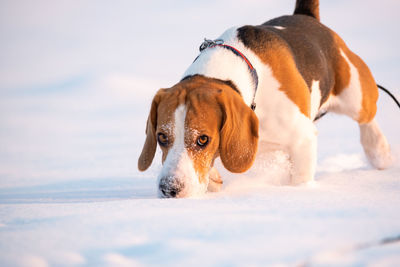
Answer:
[1, 0, 400, 266]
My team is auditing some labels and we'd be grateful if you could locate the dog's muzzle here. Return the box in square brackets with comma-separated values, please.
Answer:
[158, 176, 185, 198]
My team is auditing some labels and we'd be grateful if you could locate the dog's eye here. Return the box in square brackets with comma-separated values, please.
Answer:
[197, 135, 209, 147]
[157, 133, 168, 147]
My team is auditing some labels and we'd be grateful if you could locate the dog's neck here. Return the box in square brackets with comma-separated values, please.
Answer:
[183, 27, 261, 107]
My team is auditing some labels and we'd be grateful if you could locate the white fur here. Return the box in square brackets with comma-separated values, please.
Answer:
[158, 105, 208, 197]
[184, 28, 318, 184]
[254, 62, 317, 184]
[184, 27, 265, 106]
[324, 49, 362, 120]
[359, 119, 393, 169]
[273, 26, 286, 30]
[310, 80, 321, 120]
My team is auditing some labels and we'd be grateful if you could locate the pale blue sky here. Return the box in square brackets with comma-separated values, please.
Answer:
[0, 0, 399, 91]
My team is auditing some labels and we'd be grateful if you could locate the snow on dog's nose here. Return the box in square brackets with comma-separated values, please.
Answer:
[158, 176, 184, 198]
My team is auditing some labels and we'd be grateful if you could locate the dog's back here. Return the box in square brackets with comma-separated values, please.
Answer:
[238, 16, 336, 106]
[237, 0, 379, 124]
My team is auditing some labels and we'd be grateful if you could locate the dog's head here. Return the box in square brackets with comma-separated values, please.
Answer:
[138, 75, 259, 198]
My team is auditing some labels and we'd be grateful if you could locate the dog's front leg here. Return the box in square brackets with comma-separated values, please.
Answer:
[207, 167, 223, 192]
[289, 123, 318, 185]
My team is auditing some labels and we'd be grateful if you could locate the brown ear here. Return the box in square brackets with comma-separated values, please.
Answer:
[218, 90, 259, 173]
[138, 90, 164, 171]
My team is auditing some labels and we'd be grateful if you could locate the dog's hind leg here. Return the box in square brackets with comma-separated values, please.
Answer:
[327, 46, 393, 169]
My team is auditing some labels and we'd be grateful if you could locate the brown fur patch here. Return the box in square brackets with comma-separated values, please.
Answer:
[265, 45, 311, 118]
[138, 89, 165, 171]
[331, 35, 351, 96]
[238, 26, 311, 117]
[345, 52, 378, 123]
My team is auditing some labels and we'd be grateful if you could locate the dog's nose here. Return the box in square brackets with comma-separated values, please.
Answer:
[159, 176, 184, 198]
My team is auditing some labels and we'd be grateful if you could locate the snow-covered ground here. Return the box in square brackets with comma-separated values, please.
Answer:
[1, 1, 399, 266]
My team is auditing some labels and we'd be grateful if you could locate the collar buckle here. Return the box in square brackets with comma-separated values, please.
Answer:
[199, 38, 224, 52]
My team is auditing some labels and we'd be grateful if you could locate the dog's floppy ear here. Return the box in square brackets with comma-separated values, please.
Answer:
[138, 89, 165, 171]
[218, 90, 259, 173]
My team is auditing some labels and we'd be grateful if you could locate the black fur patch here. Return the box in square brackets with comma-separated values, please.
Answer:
[237, 15, 338, 106]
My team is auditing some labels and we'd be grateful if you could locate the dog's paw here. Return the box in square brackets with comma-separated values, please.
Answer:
[290, 172, 314, 186]
[366, 145, 393, 170]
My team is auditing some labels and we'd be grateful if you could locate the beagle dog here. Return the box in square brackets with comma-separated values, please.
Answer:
[139, 0, 393, 198]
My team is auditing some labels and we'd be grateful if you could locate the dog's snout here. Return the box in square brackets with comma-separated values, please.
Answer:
[159, 176, 184, 198]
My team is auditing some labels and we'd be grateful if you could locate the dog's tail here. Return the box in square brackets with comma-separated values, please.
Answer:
[294, 0, 320, 21]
